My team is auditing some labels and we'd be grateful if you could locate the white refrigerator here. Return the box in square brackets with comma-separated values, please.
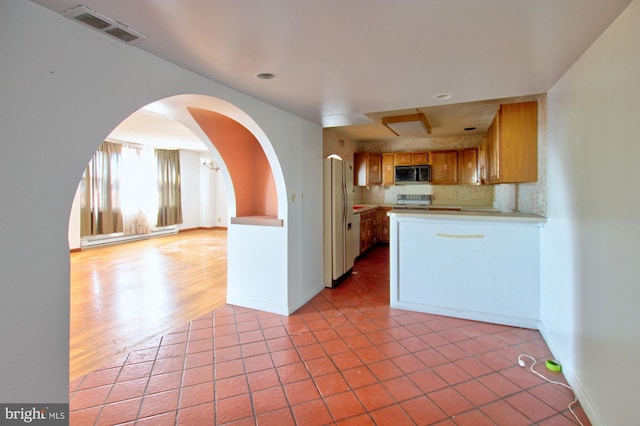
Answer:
[323, 158, 356, 287]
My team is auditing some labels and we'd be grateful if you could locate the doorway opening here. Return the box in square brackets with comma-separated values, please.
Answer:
[68, 94, 285, 381]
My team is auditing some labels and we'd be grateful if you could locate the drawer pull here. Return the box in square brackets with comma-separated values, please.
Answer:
[436, 233, 484, 239]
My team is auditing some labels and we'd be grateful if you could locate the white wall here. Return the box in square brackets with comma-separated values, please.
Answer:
[542, 1, 640, 424]
[178, 150, 204, 231]
[0, 0, 322, 404]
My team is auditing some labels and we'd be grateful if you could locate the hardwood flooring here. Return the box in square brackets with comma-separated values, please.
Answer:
[69, 229, 227, 381]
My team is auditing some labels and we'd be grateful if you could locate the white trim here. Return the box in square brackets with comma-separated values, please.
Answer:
[538, 321, 604, 426]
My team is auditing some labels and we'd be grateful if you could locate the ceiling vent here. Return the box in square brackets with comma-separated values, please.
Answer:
[63, 5, 147, 43]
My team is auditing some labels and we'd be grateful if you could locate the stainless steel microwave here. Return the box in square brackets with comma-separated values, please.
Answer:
[395, 165, 431, 183]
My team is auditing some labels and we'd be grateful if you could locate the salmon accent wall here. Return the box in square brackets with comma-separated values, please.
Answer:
[189, 107, 277, 217]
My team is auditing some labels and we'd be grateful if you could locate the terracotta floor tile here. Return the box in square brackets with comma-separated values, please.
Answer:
[179, 381, 214, 408]
[95, 397, 141, 426]
[69, 245, 583, 425]
[305, 356, 338, 377]
[138, 389, 179, 418]
[70, 385, 112, 410]
[336, 413, 376, 425]
[291, 399, 334, 426]
[176, 402, 215, 426]
[215, 394, 254, 424]
[454, 380, 500, 406]
[403, 396, 450, 425]
[181, 364, 213, 387]
[247, 369, 281, 392]
[243, 353, 274, 373]
[106, 377, 148, 403]
[331, 351, 364, 370]
[189, 327, 213, 342]
[452, 408, 496, 426]
[367, 359, 404, 382]
[283, 378, 321, 405]
[186, 337, 213, 354]
[342, 366, 378, 389]
[354, 383, 394, 411]
[428, 387, 474, 417]
[68, 406, 101, 425]
[240, 340, 269, 357]
[506, 391, 558, 422]
[321, 338, 350, 355]
[325, 391, 366, 421]
[381, 376, 423, 402]
[454, 357, 493, 377]
[313, 372, 350, 397]
[184, 350, 214, 369]
[297, 343, 326, 361]
[78, 367, 120, 390]
[276, 362, 310, 384]
[408, 369, 448, 394]
[117, 361, 154, 382]
[215, 358, 245, 379]
[146, 371, 182, 395]
[369, 404, 415, 426]
[478, 372, 522, 398]
[157, 343, 187, 360]
[391, 353, 426, 374]
[151, 356, 185, 376]
[480, 400, 533, 426]
[215, 375, 249, 399]
[263, 325, 287, 340]
[252, 385, 289, 414]
[433, 362, 472, 385]
[256, 407, 296, 426]
[271, 348, 301, 367]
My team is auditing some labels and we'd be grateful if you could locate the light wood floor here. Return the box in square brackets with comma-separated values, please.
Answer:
[69, 229, 227, 381]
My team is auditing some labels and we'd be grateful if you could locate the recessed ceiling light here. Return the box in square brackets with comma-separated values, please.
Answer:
[433, 93, 452, 100]
[256, 73, 276, 80]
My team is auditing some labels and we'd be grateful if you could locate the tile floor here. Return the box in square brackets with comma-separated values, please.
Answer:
[69, 245, 590, 425]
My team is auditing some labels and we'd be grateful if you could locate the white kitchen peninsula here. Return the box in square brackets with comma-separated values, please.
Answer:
[388, 210, 546, 329]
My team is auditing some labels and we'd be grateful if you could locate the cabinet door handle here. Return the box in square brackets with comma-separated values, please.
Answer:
[436, 233, 484, 239]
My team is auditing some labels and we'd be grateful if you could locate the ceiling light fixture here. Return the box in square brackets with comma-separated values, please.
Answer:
[256, 73, 276, 80]
[382, 113, 432, 136]
[433, 93, 452, 101]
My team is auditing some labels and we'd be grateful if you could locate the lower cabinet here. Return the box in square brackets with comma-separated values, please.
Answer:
[359, 207, 392, 255]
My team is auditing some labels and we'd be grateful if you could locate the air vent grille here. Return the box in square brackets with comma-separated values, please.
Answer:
[63, 5, 146, 43]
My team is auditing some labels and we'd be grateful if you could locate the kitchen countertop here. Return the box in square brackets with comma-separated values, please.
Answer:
[353, 203, 545, 223]
[388, 208, 546, 224]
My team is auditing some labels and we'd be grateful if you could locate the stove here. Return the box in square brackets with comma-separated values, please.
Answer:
[394, 194, 432, 209]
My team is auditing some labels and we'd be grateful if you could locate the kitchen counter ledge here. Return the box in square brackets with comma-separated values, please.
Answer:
[388, 209, 546, 224]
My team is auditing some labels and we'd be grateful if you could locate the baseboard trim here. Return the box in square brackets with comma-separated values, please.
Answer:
[70, 247, 82, 253]
[179, 226, 228, 232]
[538, 321, 602, 425]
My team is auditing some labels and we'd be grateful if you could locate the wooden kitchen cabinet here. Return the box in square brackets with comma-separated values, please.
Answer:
[377, 207, 391, 243]
[354, 153, 382, 186]
[431, 150, 459, 184]
[460, 148, 479, 185]
[394, 152, 429, 166]
[483, 101, 538, 184]
[382, 153, 395, 186]
[359, 210, 377, 253]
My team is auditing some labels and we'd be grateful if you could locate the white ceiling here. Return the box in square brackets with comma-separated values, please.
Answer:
[31, 0, 633, 146]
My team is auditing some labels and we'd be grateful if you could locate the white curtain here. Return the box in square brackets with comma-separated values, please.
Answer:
[120, 145, 158, 235]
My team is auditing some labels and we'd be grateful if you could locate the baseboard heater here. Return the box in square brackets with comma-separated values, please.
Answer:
[81, 226, 178, 248]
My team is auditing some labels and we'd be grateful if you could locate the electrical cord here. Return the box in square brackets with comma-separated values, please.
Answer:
[517, 354, 585, 426]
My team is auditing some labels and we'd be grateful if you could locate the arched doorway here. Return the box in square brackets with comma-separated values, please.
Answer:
[68, 94, 288, 379]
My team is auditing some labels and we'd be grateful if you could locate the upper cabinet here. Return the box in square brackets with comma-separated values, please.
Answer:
[481, 101, 538, 184]
[382, 153, 395, 186]
[460, 148, 479, 185]
[354, 153, 382, 186]
[395, 152, 429, 166]
[431, 150, 459, 185]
